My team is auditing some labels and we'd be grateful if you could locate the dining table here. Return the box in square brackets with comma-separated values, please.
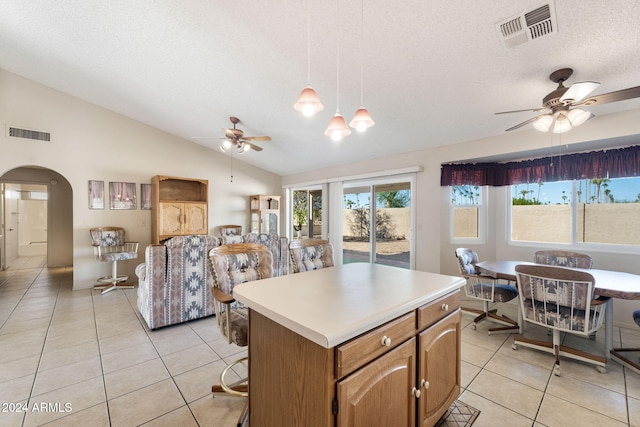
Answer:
[475, 260, 640, 360]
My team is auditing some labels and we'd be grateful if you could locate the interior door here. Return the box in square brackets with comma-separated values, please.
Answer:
[0, 183, 5, 270]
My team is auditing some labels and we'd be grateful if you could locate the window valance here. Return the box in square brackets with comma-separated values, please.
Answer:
[440, 145, 640, 186]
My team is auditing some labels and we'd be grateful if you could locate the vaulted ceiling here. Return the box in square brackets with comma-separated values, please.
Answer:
[1, 0, 639, 175]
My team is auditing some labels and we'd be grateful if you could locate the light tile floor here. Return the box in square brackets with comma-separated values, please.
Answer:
[1, 258, 640, 426]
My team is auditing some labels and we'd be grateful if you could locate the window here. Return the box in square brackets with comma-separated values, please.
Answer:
[510, 177, 640, 246]
[450, 185, 485, 241]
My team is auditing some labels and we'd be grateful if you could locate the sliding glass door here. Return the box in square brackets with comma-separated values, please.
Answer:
[342, 178, 412, 269]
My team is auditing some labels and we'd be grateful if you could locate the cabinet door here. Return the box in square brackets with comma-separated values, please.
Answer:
[337, 338, 416, 427]
[159, 202, 184, 236]
[417, 310, 461, 427]
[184, 202, 207, 234]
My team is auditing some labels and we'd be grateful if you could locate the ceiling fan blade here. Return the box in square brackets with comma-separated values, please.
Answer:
[559, 81, 600, 103]
[244, 142, 263, 151]
[575, 85, 640, 107]
[243, 135, 271, 142]
[222, 128, 237, 139]
[505, 116, 541, 132]
[495, 107, 547, 115]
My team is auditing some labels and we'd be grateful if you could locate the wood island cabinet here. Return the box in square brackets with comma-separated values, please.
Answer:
[247, 289, 461, 427]
[151, 175, 208, 244]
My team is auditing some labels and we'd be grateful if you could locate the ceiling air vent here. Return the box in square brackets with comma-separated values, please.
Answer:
[7, 126, 51, 142]
[496, 2, 557, 49]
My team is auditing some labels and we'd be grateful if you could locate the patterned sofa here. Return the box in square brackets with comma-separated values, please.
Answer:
[136, 233, 288, 329]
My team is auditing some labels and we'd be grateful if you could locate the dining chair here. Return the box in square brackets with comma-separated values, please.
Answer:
[513, 264, 608, 375]
[610, 309, 640, 375]
[533, 250, 593, 269]
[289, 238, 335, 273]
[454, 248, 519, 334]
[89, 227, 139, 294]
[208, 243, 273, 411]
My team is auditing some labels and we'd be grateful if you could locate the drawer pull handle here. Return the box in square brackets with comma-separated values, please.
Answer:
[421, 379, 430, 389]
[442, 303, 449, 311]
[381, 336, 392, 347]
[412, 387, 421, 398]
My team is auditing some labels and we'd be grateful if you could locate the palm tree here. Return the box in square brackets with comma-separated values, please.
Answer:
[377, 190, 410, 208]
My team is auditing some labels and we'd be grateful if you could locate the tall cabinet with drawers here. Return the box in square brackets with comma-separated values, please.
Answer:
[151, 175, 208, 244]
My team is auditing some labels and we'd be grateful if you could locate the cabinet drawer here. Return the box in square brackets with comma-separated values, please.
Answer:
[417, 291, 459, 331]
[335, 312, 416, 379]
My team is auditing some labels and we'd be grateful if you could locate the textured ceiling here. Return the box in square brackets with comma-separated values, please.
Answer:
[1, 0, 640, 175]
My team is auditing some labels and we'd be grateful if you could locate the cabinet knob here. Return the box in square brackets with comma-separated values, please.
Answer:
[441, 303, 449, 311]
[412, 387, 421, 398]
[421, 379, 430, 389]
[380, 336, 392, 347]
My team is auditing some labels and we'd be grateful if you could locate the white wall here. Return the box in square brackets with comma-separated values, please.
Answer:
[0, 69, 282, 289]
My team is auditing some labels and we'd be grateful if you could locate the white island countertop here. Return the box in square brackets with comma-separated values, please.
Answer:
[233, 263, 465, 348]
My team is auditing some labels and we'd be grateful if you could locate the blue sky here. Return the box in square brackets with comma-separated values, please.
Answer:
[512, 177, 640, 204]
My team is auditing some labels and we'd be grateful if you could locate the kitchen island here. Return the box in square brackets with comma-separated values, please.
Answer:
[233, 262, 466, 426]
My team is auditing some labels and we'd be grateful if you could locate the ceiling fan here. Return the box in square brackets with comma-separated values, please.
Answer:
[219, 116, 271, 153]
[497, 68, 640, 133]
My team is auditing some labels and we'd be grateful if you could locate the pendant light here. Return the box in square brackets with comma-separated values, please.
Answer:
[324, 0, 351, 141]
[294, 0, 323, 117]
[349, 0, 374, 132]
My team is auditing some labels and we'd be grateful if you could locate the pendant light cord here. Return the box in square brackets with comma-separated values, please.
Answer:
[306, 0, 311, 85]
[335, 0, 340, 112]
[359, 0, 364, 106]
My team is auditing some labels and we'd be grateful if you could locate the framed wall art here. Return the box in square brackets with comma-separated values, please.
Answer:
[141, 183, 152, 210]
[109, 181, 137, 210]
[88, 180, 104, 209]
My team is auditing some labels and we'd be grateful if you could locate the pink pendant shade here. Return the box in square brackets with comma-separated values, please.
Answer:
[294, 86, 324, 117]
[324, 112, 352, 141]
[349, 106, 375, 132]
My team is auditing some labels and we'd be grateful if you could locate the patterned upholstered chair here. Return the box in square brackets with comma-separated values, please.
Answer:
[534, 250, 593, 269]
[289, 239, 335, 273]
[513, 264, 608, 375]
[218, 224, 242, 236]
[90, 227, 138, 294]
[209, 243, 273, 400]
[610, 310, 640, 375]
[454, 248, 519, 334]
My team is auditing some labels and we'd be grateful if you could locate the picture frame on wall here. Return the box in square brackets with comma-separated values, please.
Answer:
[109, 181, 137, 210]
[141, 184, 152, 210]
[88, 180, 104, 209]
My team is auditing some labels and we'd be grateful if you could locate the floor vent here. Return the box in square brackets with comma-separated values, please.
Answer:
[7, 126, 51, 142]
[496, 2, 557, 49]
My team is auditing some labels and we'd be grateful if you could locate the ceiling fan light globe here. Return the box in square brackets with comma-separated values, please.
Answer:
[349, 106, 375, 132]
[552, 114, 572, 133]
[294, 86, 324, 117]
[219, 145, 227, 153]
[533, 114, 553, 132]
[566, 108, 593, 127]
[222, 139, 232, 149]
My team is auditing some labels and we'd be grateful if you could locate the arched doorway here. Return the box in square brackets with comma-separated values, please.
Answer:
[1, 166, 73, 270]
